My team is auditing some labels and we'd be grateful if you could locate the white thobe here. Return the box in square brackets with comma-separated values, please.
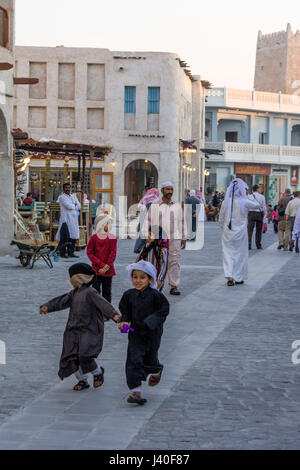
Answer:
[219, 198, 259, 282]
[141, 199, 186, 288]
[56, 193, 81, 241]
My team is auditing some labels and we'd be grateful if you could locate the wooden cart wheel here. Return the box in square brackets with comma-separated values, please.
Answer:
[19, 253, 31, 267]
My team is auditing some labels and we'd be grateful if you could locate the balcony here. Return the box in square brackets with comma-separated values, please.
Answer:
[206, 88, 300, 114]
[205, 142, 300, 165]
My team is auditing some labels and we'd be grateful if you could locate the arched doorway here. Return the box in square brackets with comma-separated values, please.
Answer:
[124, 159, 158, 208]
[291, 125, 300, 146]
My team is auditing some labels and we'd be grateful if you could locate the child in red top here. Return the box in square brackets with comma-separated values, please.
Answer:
[87, 214, 117, 303]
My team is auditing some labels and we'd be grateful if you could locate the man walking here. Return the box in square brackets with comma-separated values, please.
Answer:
[248, 185, 267, 249]
[285, 191, 300, 252]
[143, 182, 186, 295]
[56, 183, 81, 258]
[185, 189, 200, 240]
[277, 189, 291, 250]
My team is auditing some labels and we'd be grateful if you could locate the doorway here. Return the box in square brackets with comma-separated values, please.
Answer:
[124, 159, 158, 208]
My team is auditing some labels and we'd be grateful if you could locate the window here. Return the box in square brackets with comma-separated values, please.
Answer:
[225, 132, 238, 142]
[124, 86, 136, 114]
[0, 6, 9, 49]
[29, 167, 92, 202]
[259, 132, 267, 144]
[148, 87, 160, 114]
[261, 65, 264, 71]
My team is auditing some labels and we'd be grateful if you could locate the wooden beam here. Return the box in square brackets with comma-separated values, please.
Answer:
[0, 62, 13, 71]
[13, 77, 39, 85]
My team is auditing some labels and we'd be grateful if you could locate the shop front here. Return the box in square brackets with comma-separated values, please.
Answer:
[235, 163, 271, 197]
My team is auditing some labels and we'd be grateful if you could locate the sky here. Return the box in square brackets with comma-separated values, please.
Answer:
[15, 0, 300, 90]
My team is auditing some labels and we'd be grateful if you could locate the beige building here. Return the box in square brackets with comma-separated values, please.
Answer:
[0, 0, 15, 254]
[254, 24, 300, 95]
[14, 46, 207, 212]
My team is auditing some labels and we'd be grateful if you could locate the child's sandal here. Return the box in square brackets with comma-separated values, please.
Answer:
[148, 366, 164, 387]
[93, 367, 105, 388]
[73, 380, 90, 391]
[127, 394, 147, 405]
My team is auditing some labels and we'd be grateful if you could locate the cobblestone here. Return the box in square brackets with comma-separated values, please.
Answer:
[1, 224, 299, 449]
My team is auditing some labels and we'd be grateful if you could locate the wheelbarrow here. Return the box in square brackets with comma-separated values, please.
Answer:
[11, 240, 57, 269]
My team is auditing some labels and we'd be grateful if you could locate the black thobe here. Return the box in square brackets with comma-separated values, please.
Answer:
[119, 287, 169, 389]
[42, 285, 119, 379]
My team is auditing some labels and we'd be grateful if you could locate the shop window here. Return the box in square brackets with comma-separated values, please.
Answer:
[29, 167, 91, 202]
[0, 6, 9, 49]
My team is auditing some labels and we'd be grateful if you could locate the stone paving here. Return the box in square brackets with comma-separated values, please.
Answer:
[0, 223, 299, 449]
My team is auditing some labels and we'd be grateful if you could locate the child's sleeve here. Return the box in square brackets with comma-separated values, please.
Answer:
[86, 237, 106, 270]
[144, 292, 169, 330]
[106, 238, 117, 266]
[41, 291, 73, 313]
[118, 292, 131, 323]
[89, 289, 119, 321]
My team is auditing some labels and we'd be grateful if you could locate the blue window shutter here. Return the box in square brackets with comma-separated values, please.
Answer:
[124, 86, 136, 114]
[148, 87, 160, 114]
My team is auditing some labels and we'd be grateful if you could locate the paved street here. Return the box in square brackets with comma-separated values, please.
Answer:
[0, 223, 300, 449]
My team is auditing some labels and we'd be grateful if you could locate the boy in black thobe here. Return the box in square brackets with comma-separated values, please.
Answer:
[40, 263, 121, 391]
[119, 260, 169, 405]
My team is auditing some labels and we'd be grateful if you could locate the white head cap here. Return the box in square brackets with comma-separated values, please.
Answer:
[161, 181, 174, 189]
[126, 260, 158, 289]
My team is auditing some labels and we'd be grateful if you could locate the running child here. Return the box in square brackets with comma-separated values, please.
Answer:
[118, 260, 169, 405]
[40, 263, 121, 391]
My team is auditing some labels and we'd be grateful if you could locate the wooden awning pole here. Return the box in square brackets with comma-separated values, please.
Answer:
[45, 152, 51, 203]
[88, 150, 95, 239]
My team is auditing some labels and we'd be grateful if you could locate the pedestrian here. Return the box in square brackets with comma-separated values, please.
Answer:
[195, 189, 206, 221]
[285, 191, 300, 252]
[134, 188, 160, 254]
[292, 208, 300, 253]
[247, 184, 267, 250]
[267, 204, 272, 224]
[185, 189, 200, 240]
[277, 189, 292, 250]
[142, 182, 186, 295]
[56, 183, 81, 258]
[219, 179, 260, 286]
[22, 192, 33, 207]
[87, 214, 117, 303]
[136, 227, 169, 291]
[271, 206, 278, 233]
[118, 260, 169, 405]
[40, 263, 121, 391]
[212, 192, 220, 208]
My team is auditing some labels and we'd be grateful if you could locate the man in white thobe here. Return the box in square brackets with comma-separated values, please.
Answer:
[219, 179, 259, 286]
[142, 182, 186, 295]
[56, 183, 81, 258]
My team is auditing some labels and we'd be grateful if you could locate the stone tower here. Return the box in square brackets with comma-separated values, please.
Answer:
[254, 24, 300, 95]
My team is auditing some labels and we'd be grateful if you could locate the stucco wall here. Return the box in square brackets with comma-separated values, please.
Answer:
[0, 0, 14, 254]
[14, 46, 203, 205]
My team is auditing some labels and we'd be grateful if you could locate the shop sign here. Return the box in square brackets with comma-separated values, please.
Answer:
[235, 164, 270, 175]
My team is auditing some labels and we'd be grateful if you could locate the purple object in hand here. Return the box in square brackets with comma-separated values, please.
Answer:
[120, 324, 134, 334]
